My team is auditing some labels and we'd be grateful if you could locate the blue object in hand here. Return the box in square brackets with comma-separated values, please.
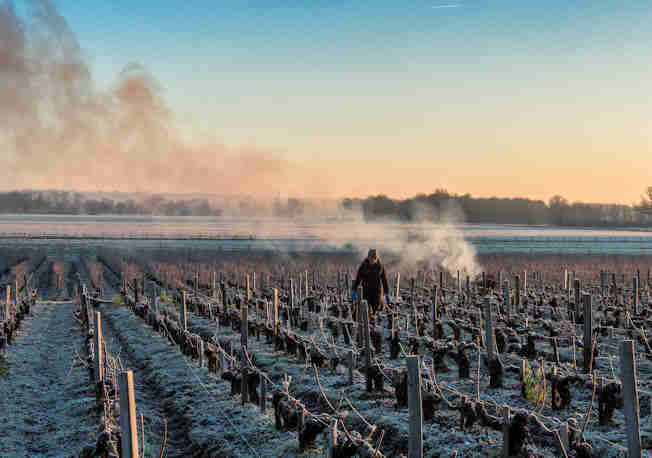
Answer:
[351, 291, 357, 302]
[385, 293, 391, 304]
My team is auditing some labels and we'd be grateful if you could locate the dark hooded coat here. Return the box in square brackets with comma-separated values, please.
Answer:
[352, 257, 389, 312]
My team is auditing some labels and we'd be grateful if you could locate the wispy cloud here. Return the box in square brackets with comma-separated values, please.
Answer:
[432, 4, 460, 8]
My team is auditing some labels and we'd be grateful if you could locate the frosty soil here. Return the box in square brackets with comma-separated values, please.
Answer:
[0, 300, 97, 455]
[3, 243, 652, 456]
[96, 248, 652, 457]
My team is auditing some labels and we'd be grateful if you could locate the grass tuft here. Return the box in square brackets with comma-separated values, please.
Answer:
[522, 360, 549, 405]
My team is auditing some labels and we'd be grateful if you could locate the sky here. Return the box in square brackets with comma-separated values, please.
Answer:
[3, 0, 652, 204]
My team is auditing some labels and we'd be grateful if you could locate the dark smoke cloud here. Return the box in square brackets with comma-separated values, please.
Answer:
[0, 0, 293, 195]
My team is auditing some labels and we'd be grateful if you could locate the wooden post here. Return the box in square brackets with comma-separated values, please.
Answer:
[485, 299, 495, 361]
[221, 282, 226, 312]
[502, 405, 510, 458]
[80, 287, 87, 326]
[347, 350, 354, 385]
[298, 275, 302, 302]
[119, 371, 139, 458]
[265, 299, 270, 327]
[582, 294, 593, 373]
[501, 279, 510, 322]
[407, 356, 423, 458]
[297, 279, 303, 327]
[432, 286, 439, 335]
[273, 288, 279, 335]
[182, 290, 188, 331]
[241, 301, 248, 350]
[327, 420, 338, 458]
[290, 279, 295, 326]
[5, 285, 10, 321]
[574, 278, 581, 318]
[297, 408, 305, 448]
[621, 340, 642, 458]
[199, 340, 205, 368]
[633, 276, 639, 315]
[411, 277, 416, 308]
[95, 312, 104, 383]
[395, 272, 400, 299]
[600, 270, 606, 294]
[362, 300, 373, 392]
[520, 359, 527, 399]
[337, 272, 342, 308]
[260, 376, 266, 414]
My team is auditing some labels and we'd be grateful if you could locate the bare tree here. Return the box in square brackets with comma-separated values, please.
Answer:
[643, 186, 652, 209]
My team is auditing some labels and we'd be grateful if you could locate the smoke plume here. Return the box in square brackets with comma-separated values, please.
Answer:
[0, 1, 480, 275]
[0, 0, 291, 195]
[322, 208, 480, 278]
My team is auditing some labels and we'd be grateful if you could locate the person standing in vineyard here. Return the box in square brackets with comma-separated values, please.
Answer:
[351, 249, 390, 316]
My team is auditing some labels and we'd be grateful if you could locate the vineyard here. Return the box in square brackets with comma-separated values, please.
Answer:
[2, 244, 652, 457]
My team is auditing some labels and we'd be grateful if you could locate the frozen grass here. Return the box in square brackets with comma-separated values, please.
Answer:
[97, 302, 293, 457]
[0, 301, 97, 457]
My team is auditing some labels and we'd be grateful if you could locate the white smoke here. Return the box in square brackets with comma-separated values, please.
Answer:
[309, 202, 480, 277]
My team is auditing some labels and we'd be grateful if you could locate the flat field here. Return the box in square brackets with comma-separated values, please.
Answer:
[1, 238, 652, 457]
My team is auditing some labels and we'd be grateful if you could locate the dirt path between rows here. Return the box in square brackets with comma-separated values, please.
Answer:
[0, 301, 97, 457]
[97, 303, 181, 457]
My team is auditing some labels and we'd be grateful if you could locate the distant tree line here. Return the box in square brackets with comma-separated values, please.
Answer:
[0, 191, 222, 216]
[341, 189, 652, 227]
[2, 188, 652, 227]
[638, 186, 652, 213]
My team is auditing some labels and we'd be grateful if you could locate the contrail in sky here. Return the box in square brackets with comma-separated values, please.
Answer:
[432, 4, 460, 8]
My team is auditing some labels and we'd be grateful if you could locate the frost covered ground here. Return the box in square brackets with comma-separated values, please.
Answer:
[96, 301, 296, 457]
[0, 301, 97, 457]
[4, 245, 652, 457]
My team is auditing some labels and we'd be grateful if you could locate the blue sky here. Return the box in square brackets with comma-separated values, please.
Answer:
[8, 0, 652, 201]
